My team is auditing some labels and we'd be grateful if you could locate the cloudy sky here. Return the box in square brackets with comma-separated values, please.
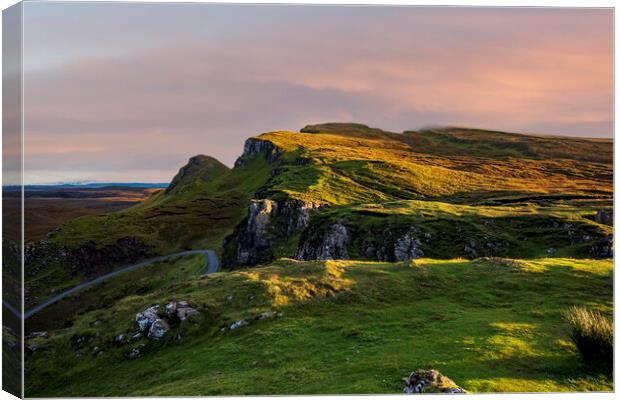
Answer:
[21, 3, 613, 183]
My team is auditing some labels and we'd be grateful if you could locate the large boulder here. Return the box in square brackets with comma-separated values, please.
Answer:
[135, 305, 160, 332]
[403, 369, 466, 394]
[147, 319, 170, 340]
[134, 301, 201, 341]
[165, 300, 200, 321]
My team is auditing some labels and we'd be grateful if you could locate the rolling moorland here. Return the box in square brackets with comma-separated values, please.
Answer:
[19, 123, 613, 395]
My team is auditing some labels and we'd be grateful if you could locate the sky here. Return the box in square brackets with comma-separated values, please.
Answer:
[18, 3, 613, 184]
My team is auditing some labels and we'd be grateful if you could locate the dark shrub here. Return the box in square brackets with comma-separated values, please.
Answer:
[566, 306, 613, 372]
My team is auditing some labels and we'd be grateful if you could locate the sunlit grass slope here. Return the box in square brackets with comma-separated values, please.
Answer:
[256, 124, 612, 204]
[26, 257, 612, 396]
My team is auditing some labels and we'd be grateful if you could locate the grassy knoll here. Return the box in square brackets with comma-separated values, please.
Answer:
[25, 257, 612, 396]
[257, 125, 612, 205]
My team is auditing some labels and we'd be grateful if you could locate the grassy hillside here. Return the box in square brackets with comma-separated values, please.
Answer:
[223, 123, 612, 266]
[22, 123, 613, 395]
[25, 123, 613, 305]
[25, 256, 612, 396]
[25, 155, 273, 306]
[259, 124, 612, 204]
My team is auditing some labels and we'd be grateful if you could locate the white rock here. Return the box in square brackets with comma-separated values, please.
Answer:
[135, 305, 160, 332]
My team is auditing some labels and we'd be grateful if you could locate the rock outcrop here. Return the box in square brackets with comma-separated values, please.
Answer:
[394, 231, 425, 261]
[136, 305, 161, 334]
[403, 369, 466, 394]
[135, 301, 200, 341]
[297, 222, 349, 260]
[234, 138, 284, 168]
[222, 198, 321, 267]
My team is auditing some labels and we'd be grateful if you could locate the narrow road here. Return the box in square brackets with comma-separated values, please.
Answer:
[23, 249, 219, 319]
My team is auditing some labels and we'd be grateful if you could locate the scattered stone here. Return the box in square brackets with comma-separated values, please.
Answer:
[230, 319, 249, 331]
[131, 332, 142, 340]
[26, 345, 39, 353]
[403, 369, 466, 394]
[26, 331, 48, 339]
[258, 310, 277, 320]
[113, 334, 125, 345]
[70, 334, 95, 348]
[95, 351, 104, 358]
[546, 248, 557, 256]
[128, 345, 144, 359]
[92, 319, 103, 326]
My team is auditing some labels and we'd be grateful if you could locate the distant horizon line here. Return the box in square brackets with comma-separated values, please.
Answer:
[3, 181, 170, 187]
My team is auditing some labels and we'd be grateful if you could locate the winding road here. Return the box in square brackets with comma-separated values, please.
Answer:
[3, 250, 219, 320]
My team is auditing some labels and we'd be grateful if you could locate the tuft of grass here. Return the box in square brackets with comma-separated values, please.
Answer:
[565, 306, 613, 372]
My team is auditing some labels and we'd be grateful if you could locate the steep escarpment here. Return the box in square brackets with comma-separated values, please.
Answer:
[222, 198, 321, 268]
[220, 124, 613, 268]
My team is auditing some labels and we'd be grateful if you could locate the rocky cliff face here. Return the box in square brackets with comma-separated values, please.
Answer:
[222, 198, 321, 268]
[298, 223, 430, 262]
[297, 222, 349, 260]
[234, 138, 284, 168]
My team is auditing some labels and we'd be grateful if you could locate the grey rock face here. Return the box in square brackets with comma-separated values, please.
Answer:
[234, 138, 284, 168]
[224, 198, 321, 267]
[297, 222, 349, 260]
[394, 232, 424, 261]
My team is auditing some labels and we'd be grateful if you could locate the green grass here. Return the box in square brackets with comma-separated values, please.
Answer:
[25, 155, 275, 305]
[25, 257, 612, 396]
